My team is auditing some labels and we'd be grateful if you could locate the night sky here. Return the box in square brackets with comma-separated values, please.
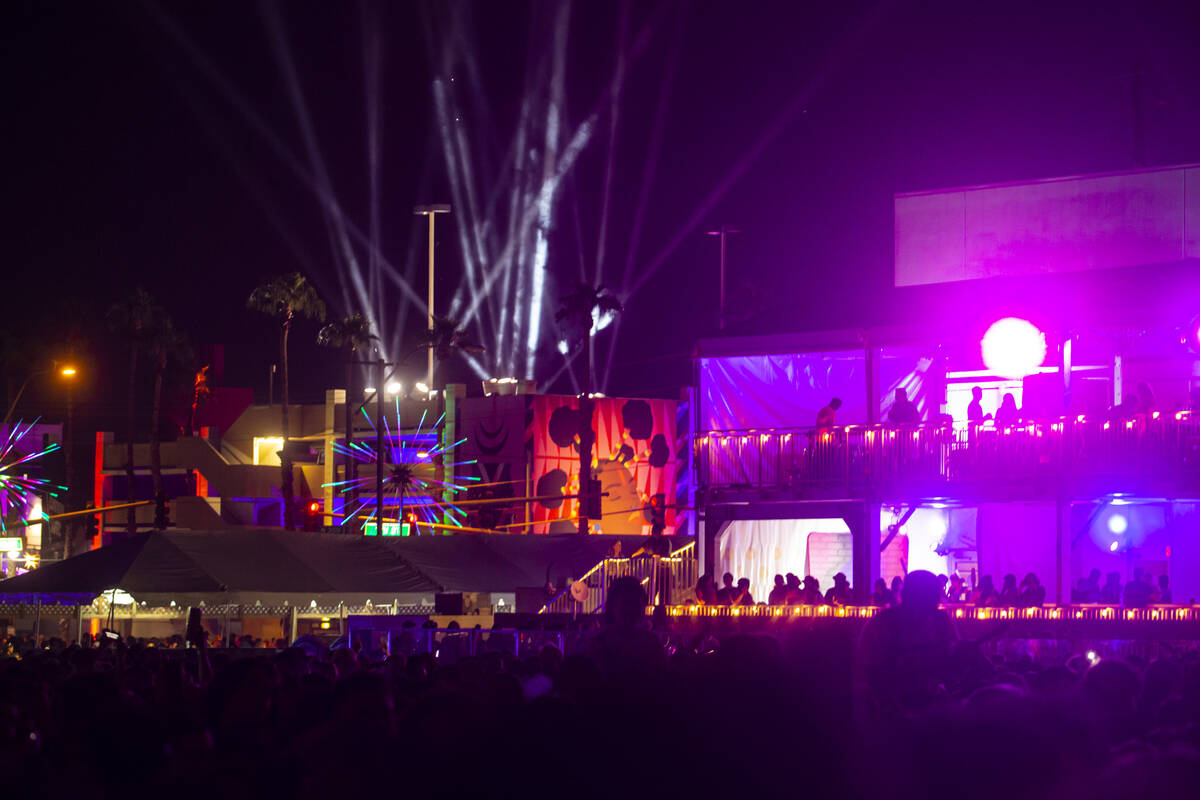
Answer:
[5, 0, 1200, 428]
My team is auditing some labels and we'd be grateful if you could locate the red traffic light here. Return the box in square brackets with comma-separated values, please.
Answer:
[308, 501, 320, 514]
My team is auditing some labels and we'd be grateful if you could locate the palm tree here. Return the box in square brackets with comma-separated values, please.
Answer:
[145, 309, 191, 509]
[106, 288, 157, 536]
[318, 314, 376, 527]
[248, 273, 326, 530]
[555, 284, 622, 535]
[411, 316, 485, 389]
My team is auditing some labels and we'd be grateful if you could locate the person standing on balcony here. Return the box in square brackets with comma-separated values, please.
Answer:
[716, 572, 736, 604]
[817, 397, 842, 428]
[888, 388, 921, 425]
[1135, 381, 1156, 416]
[994, 393, 1020, 427]
[967, 386, 990, 423]
[768, 574, 788, 605]
[1100, 572, 1123, 604]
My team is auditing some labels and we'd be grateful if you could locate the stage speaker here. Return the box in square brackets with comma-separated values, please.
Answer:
[434, 593, 464, 615]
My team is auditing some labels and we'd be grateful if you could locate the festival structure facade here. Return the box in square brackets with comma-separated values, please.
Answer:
[693, 163, 1200, 605]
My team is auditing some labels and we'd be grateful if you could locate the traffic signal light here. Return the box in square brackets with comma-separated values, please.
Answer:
[302, 500, 322, 532]
[153, 492, 170, 530]
[648, 492, 666, 535]
[585, 478, 602, 519]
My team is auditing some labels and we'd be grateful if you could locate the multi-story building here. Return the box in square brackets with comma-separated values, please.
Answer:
[693, 163, 1200, 605]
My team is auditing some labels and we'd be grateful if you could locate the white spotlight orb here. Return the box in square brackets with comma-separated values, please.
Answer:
[981, 317, 1047, 379]
[1107, 513, 1128, 535]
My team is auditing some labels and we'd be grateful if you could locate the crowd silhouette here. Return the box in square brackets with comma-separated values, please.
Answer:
[698, 569, 1174, 609]
[3, 574, 1199, 798]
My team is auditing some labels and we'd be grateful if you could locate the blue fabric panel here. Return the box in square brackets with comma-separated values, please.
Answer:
[700, 353, 867, 431]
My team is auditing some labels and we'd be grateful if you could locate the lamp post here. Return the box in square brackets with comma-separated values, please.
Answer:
[706, 225, 740, 330]
[2, 363, 76, 432]
[414, 204, 451, 391]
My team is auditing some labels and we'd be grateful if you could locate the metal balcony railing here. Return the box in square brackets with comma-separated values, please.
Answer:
[539, 541, 698, 615]
[697, 413, 1200, 493]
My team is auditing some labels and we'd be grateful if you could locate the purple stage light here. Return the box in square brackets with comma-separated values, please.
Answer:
[981, 317, 1046, 379]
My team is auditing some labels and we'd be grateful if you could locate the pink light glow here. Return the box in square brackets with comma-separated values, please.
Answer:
[981, 317, 1047, 378]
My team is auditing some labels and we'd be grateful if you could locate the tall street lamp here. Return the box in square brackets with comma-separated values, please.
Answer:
[2, 362, 77, 431]
[414, 204, 451, 391]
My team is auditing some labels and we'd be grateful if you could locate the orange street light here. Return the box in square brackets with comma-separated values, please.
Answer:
[2, 361, 79, 430]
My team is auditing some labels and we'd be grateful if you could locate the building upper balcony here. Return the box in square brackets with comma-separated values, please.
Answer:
[697, 412, 1200, 503]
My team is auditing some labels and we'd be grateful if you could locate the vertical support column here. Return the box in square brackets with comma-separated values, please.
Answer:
[441, 385, 460, 531]
[287, 605, 298, 645]
[865, 340, 878, 425]
[849, 500, 881, 603]
[375, 359, 385, 534]
[1056, 495, 1071, 605]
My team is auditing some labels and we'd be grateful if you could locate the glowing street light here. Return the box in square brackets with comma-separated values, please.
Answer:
[2, 361, 78, 431]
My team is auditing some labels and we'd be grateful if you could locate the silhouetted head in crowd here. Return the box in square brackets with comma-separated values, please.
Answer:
[901, 570, 942, 610]
[830, 397, 843, 410]
[773, 574, 785, 589]
[891, 576, 903, 596]
[895, 388, 908, 402]
[722, 573, 734, 590]
[786, 573, 800, 589]
[605, 576, 648, 628]
[971, 385, 983, 400]
[833, 572, 849, 589]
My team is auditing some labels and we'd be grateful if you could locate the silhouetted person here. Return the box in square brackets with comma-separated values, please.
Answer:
[1124, 567, 1153, 608]
[947, 574, 966, 603]
[716, 572, 736, 605]
[888, 388, 921, 425]
[871, 577, 892, 606]
[999, 574, 1019, 605]
[768, 574, 788, 606]
[890, 576, 904, 606]
[973, 574, 998, 606]
[966, 385, 988, 423]
[858, 570, 957, 716]
[784, 573, 803, 605]
[695, 574, 717, 604]
[1158, 574, 1172, 604]
[733, 577, 754, 606]
[824, 572, 852, 606]
[994, 393, 1020, 426]
[802, 576, 823, 605]
[816, 397, 843, 428]
[588, 576, 664, 677]
[1135, 381, 1156, 415]
[1100, 572, 1122, 604]
[1017, 573, 1045, 607]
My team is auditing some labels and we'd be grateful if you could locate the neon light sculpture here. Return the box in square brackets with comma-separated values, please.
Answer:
[324, 403, 477, 534]
[0, 420, 65, 533]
